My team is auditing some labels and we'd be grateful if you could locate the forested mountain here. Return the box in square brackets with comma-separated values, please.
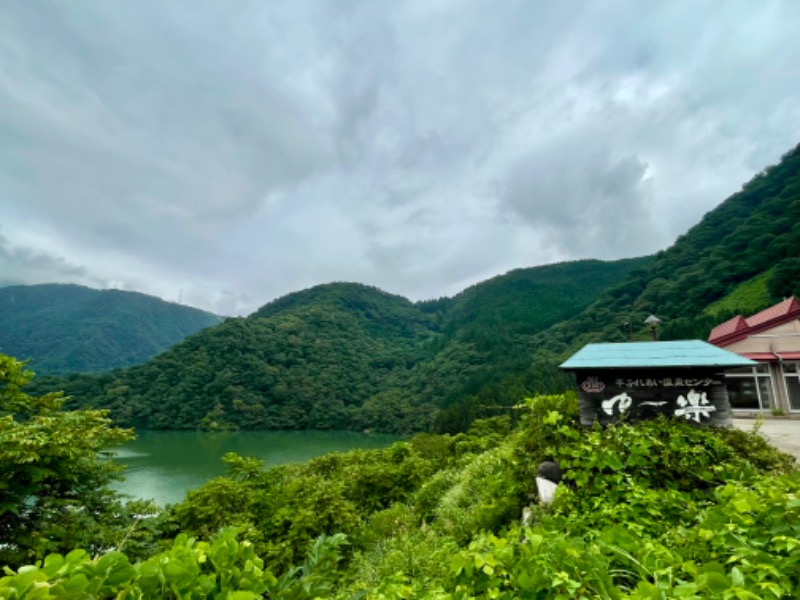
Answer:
[433, 143, 800, 423]
[25, 143, 800, 433]
[0, 284, 222, 373]
[33, 259, 646, 433]
[531, 142, 800, 353]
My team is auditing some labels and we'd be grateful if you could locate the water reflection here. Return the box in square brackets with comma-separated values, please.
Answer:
[110, 430, 401, 506]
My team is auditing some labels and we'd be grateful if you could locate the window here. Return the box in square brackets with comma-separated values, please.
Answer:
[725, 364, 774, 410]
[783, 361, 800, 412]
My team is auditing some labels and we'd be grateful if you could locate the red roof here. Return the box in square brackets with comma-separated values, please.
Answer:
[745, 297, 800, 328]
[709, 296, 800, 346]
[708, 315, 748, 342]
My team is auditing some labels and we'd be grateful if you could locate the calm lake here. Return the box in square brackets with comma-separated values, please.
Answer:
[110, 429, 402, 506]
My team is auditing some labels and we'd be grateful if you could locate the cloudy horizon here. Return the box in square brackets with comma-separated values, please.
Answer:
[2, 1, 799, 315]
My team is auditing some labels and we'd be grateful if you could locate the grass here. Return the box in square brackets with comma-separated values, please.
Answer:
[704, 268, 774, 316]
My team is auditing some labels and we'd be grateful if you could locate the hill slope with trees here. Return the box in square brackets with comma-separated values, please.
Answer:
[434, 142, 800, 423]
[0, 284, 222, 373]
[23, 142, 800, 433]
[34, 259, 646, 433]
[533, 142, 800, 352]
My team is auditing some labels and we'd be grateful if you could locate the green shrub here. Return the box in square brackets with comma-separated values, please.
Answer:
[6, 392, 799, 599]
[716, 424, 796, 473]
[433, 442, 526, 542]
[413, 468, 458, 523]
[0, 528, 347, 599]
[347, 527, 459, 593]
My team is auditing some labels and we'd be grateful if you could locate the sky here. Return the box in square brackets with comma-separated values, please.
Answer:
[1, 1, 799, 316]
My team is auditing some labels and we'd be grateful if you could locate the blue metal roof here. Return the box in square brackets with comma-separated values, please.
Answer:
[560, 340, 756, 369]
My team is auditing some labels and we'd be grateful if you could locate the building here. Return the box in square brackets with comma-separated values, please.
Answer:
[708, 297, 800, 414]
[560, 340, 753, 427]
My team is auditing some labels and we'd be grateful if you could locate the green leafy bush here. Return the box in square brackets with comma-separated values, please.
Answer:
[433, 443, 525, 543]
[3, 391, 799, 599]
[0, 528, 348, 599]
[0, 355, 136, 567]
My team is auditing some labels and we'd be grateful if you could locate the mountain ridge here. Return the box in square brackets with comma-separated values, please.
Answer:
[0, 283, 222, 374]
[528, 141, 800, 355]
[24, 141, 800, 432]
[31, 257, 645, 433]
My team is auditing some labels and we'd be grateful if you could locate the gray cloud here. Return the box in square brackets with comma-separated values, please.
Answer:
[0, 232, 100, 286]
[1, 0, 799, 314]
[501, 144, 655, 258]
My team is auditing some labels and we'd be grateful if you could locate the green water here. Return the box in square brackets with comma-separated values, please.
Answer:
[111, 429, 402, 506]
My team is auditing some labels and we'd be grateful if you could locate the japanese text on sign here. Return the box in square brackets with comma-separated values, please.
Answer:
[613, 377, 721, 388]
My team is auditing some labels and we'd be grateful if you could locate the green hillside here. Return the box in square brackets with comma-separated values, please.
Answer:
[703, 269, 774, 317]
[434, 143, 800, 423]
[36, 259, 645, 433]
[444, 258, 647, 338]
[0, 284, 222, 374]
[413, 259, 650, 430]
[450, 146, 800, 408]
[24, 143, 800, 433]
[532, 142, 800, 353]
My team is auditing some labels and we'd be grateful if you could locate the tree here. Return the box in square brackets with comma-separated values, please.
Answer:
[0, 354, 134, 566]
[768, 257, 800, 300]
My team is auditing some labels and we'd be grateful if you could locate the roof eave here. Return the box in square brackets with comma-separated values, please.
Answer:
[710, 310, 800, 347]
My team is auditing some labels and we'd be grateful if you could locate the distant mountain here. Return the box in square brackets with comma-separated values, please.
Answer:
[0, 284, 222, 373]
[34, 258, 645, 433]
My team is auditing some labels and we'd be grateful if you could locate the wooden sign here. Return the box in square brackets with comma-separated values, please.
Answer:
[572, 368, 733, 427]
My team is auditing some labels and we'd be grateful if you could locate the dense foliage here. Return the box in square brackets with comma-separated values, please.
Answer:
[703, 269, 773, 318]
[0, 355, 138, 566]
[0, 284, 221, 374]
[2, 386, 797, 598]
[0, 529, 349, 600]
[768, 257, 800, 300]
[31, 260, 644, 433]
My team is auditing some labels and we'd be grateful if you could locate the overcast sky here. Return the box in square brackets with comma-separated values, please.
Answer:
[1, 1, 799, 315]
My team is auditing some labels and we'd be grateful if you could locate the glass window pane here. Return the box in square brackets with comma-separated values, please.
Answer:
[754, 363, 770, 375]
[786, 377, 800, 412]
[757, 377, 773, 409]
[726, 377, 761, 409]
